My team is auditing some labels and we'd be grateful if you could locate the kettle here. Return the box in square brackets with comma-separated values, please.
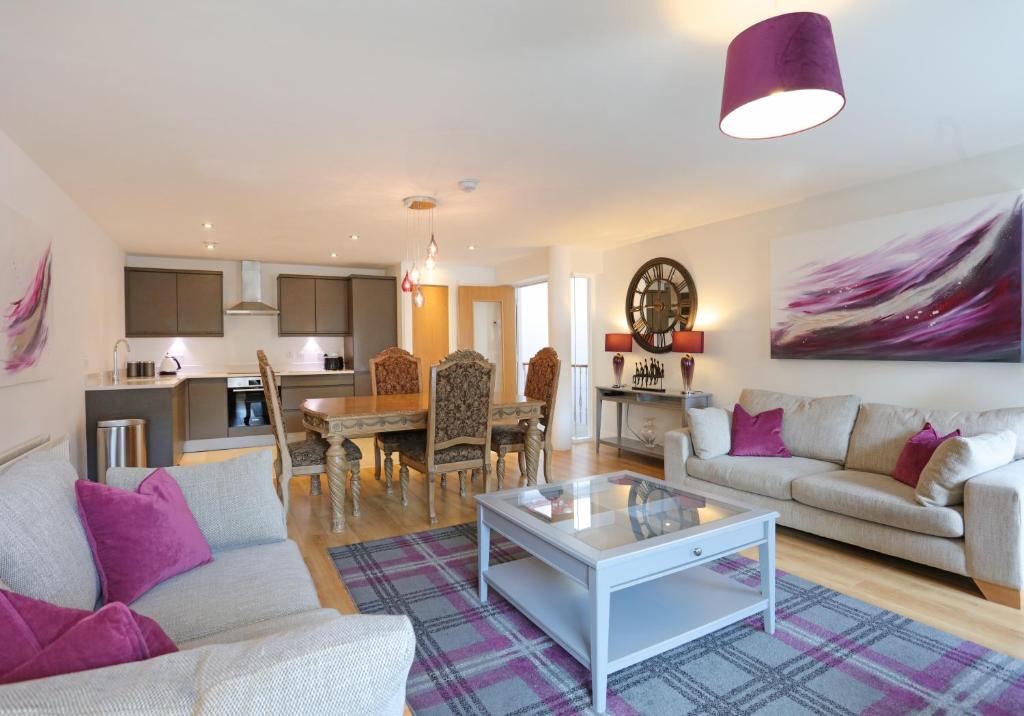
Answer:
[159, 354, 182, 375]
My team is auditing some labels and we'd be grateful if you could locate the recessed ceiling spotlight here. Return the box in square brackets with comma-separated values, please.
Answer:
[330, 252, 337, 258]
[350, 234, 359, 241]
[202, 241, 217, 251]
[458, 179, 479, 193]
[468, 245, 476, 251]
[202, 222, 213, 229]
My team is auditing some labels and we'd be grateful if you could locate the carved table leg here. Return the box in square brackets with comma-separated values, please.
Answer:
[524, 417, 542, 486]
[399, 464, 410, 506]
[325, 435, 349, 533]
[374, 444, 381, 479]
[496, 448, 506, 491]
[427, 472, 438, 523]
[350, 460, 361, 517]
[383, 451, 394, 495]
[458, 470, 467, 497]
[518, 451, 527, 477]
[310, 474, 322, 496]
[543, 447, 553, 485]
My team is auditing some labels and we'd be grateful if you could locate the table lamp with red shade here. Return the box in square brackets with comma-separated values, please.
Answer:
[672, 330, 704, 394]
[604, 333, 632, 388]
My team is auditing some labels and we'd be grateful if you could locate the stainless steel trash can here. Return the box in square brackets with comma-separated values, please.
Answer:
[96, 418, 147, 483]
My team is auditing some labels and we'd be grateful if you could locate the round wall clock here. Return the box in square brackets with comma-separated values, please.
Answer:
[625, 257, 697, 353]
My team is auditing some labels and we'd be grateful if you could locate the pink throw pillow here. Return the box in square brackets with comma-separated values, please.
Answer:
[892, 422, 961, 487]
[729, 404, 791, 457]
[76, 468, 212, 605]
[0, 589, 176, 684]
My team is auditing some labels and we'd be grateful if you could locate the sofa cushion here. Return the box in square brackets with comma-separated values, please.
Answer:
[738, 389, 860, 463]
[916, 431, 1017, 507]
[845, 403, 1024, 477]
[107, 451, 286, 552]
[686, 455, 838, 501]
[792, 470, 964, 538]
[686, 407, 731, 459]
[0, 453, 99, 610]
[130, 539, 320, 644]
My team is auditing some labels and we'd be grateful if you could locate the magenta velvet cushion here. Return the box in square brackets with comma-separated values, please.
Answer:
[0, 589, 176, 684]
[892, 422, 961, 487]
[76, 467, 213, 605]
[729, 403, 791, 457]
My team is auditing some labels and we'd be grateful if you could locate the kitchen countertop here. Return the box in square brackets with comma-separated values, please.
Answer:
[84, 367, 356, 391]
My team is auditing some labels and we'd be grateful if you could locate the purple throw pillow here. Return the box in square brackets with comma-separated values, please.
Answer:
[892, 422, 960, 487]
[76, 468, 213, 605]
[0, 589, 176, 684]
[729, 404, 791, 457]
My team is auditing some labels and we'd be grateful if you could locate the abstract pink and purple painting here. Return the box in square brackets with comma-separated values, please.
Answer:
[3, 244, 51, 373]
[771, 194, 1023, 362]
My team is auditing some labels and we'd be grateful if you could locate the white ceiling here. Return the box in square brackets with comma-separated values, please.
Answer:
[0, 1, 1022, 268]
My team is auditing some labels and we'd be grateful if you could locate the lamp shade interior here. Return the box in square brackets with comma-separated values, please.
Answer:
[672, 330, 704, 354]
[604, 333, 633, 352]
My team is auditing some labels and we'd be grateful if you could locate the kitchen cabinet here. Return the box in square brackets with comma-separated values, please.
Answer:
[277, 274, 352, 336]
[188, 378, 228, 440]
[279, 373, 354, 433]
[350, 275, 397, 373]
[125, 267, 224, 337]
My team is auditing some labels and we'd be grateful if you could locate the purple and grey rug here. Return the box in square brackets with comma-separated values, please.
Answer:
[329, 523, 1024, 715]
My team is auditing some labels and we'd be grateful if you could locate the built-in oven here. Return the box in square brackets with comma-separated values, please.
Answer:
[227, 376, 269, 431]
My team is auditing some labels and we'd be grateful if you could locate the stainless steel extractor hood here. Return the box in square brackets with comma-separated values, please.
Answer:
[225, 261, 279, 315]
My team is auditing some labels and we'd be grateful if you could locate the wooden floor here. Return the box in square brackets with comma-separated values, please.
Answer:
[180, 440, 1024, 660]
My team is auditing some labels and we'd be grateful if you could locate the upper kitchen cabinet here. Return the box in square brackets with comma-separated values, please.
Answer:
[125, 267, 224, 337]
[350, 275, 397, 371]
[277, 274, 352, 336]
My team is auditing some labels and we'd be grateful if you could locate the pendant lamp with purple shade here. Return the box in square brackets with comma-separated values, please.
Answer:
[720, 12, 845, 139]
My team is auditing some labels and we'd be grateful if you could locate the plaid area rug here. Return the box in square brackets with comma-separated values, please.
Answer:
[329, 523, 1024, 716]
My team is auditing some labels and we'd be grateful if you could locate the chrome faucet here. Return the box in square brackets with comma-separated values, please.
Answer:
[112, 338, 131, 382]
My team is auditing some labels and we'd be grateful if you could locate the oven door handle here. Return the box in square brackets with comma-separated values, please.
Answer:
[230, 387, 265, 393]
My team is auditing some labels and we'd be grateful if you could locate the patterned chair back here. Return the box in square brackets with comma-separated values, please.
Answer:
[370, 347, 422, 396]
[428, 350, 495, 464]
[524, 347, 561, 429]
[256, 350, 293, 478]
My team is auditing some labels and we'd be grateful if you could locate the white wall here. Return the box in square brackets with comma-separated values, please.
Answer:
[125, 255, 387, 370]
[0, 128, 124, 470]
[593, 145, 1024, 442]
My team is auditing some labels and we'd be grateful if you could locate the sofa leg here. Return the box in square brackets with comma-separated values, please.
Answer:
[975, 578, 1023, 609]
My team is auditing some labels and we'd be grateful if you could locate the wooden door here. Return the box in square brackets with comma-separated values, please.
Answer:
[176, 272, 224, 336]
[277, 276, 316, 335]
[314, 277, 351, 335]
[125, 268, 178, 336]
[412, 284, 449, 390]
[457, 285, 517, 396]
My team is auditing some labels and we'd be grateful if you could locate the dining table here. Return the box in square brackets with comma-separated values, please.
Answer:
[302, 391, 545, 532]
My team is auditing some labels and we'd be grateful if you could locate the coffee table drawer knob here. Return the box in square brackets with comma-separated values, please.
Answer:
[693, 547, 703, 557]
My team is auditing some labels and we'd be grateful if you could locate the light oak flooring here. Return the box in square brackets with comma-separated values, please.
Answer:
[180, 441, 1024, 660]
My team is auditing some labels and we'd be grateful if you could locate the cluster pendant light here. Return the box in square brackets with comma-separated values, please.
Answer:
[401, 195, 440, 308]
[720, 12, 844, 139]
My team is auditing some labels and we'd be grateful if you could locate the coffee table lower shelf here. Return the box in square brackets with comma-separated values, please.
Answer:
[484, 556, 767, 673]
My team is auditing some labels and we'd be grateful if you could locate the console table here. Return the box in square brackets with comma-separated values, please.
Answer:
[594, 386, 711, 459]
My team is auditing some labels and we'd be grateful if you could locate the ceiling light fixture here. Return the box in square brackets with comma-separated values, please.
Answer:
[202, 222, 213, 229]
[350, 234, 359, 241]
[720, 12, 844, 139]
[413, 286, 425, 308]
[330, 252, 337, 258]
[402, 195, 442, 304]
[202, 241, 217, 251]
[468, 245, 476, 251]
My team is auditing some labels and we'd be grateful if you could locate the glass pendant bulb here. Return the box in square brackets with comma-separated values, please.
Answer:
[413, 286, 425, 308]
[427, 233, 438, 257]
[424, 254, 436, 271]
[401, 271, 413, 293]
[410, 264, 421, 283]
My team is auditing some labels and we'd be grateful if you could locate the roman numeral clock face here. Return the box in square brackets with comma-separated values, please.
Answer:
[625, 257, 697, 353]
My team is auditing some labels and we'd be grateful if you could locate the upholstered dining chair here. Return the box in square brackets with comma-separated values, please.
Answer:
[397, 350, 495, 524]
[256, 350, 362, 519]
[491, 346, 560, 489]
[369, 347, 422, 494]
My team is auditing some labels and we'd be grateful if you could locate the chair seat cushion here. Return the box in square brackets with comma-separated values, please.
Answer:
[490, 424, 536, 447]
[287, 438, 361, 467]
[686, 455, 839, 501]
[792, 470, 964, 538]
[130, 540, 320, 644]
[396, 431, 486, 466]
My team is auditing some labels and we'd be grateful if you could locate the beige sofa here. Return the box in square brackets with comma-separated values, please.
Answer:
[665, 389, 1024, 608]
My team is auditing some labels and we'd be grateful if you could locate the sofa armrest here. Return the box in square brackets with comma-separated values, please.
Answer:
[106, 451, 287, 551]
[0, 613, 416, 715]
[964, 460, 1024, 590]
[664, 428, 693, 485]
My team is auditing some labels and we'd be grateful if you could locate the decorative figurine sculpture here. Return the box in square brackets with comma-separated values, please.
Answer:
[631, 358, 666, 393]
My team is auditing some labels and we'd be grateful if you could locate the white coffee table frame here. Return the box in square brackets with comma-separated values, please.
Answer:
[476, 471, 778, 714]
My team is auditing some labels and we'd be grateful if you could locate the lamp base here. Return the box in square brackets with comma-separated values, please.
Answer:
[680, 354, 695, 394]
[612, 353, 625, 388]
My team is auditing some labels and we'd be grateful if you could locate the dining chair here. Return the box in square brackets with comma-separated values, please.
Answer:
[397, 349, 495, 524]
[256, 350, 362, 519]
[491, 346, 560, 489]
[369, 347, 422, 494]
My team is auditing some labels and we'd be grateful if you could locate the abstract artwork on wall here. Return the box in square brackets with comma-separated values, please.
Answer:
[1, 203, 53, 387]
[771, 192, 1023, 362]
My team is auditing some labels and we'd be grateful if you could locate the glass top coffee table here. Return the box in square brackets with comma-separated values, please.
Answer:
[475, 471, 778, 714]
